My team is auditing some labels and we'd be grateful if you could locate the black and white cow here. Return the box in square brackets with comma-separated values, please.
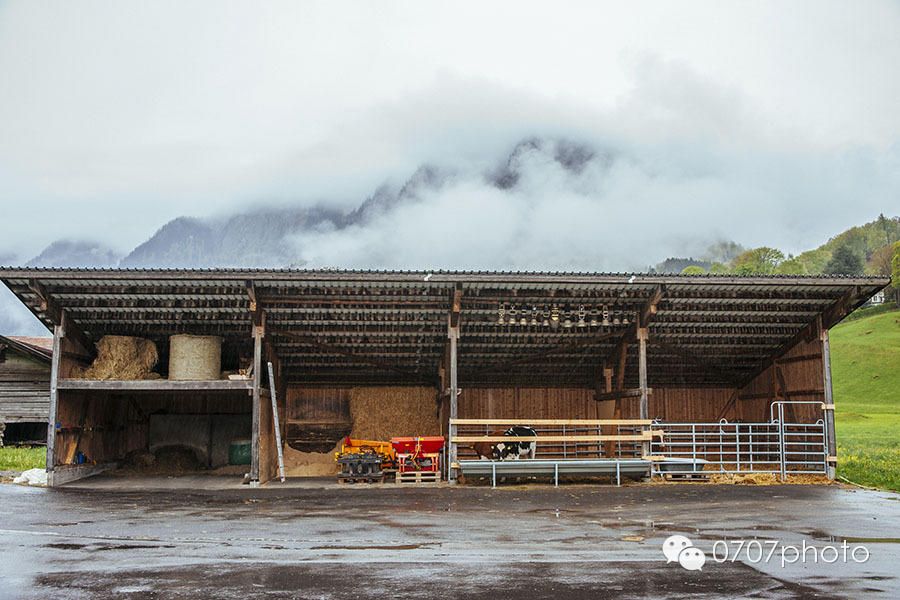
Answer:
[494, 426, 537, 460]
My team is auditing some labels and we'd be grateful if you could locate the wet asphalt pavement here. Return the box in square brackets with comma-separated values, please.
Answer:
[0, 476, 898, 599]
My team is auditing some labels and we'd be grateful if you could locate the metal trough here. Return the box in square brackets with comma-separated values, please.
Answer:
[457, 458, 651, 487]
[655, 457, 709, 473]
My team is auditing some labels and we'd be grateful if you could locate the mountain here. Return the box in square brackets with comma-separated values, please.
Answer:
[119, 208, 345, 268]
[25, 239, 120, 268]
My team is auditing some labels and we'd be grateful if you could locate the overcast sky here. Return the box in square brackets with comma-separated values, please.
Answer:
[0, 0, 899, 263]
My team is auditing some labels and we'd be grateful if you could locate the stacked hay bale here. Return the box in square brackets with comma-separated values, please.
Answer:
[168, 335, 222, 380]
[73, 336, 159, 380]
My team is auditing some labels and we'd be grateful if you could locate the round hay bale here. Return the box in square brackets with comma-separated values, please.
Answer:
[168, 335, 223, 380]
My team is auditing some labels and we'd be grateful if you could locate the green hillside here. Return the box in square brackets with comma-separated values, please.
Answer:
[830, 308, 900, 491]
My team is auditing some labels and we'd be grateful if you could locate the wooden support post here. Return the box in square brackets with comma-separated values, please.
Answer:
[822, 328, 837, 479]
[637, 327, 650, 459]
[448, 285, 461, 483]
[250, 319, 264, 486]
[46, 323, 63, 480]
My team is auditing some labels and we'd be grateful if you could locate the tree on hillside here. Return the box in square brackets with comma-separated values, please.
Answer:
[732, 247, 784, 274]
[776, 256, 806, 275]
[681, 265, 706, 275]
[867, 244, 895, 276]
[796, 249, 831, 275]
[824, 244, 864, 275]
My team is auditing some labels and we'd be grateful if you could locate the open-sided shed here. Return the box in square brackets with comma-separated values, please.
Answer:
[0, 268, 889, 486]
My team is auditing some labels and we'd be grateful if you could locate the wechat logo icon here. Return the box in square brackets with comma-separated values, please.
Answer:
[663, 535, 706, 571]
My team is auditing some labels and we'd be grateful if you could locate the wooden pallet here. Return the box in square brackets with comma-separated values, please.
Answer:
[396, 471, 440, 484]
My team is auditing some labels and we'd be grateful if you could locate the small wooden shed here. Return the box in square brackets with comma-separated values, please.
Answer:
[0, 335, 52, 443]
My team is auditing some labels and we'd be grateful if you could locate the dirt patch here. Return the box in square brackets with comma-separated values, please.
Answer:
[113, 446, 204, 475]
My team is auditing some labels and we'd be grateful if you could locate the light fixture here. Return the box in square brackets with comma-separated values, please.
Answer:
[602, 304, 610, 327]
[498, 304, 506, 325]
[563, 310, 573, 328]
[577, 304, 586, 328]
[508, 307, 517, 326]
[550, 305, 560, 329]
[530, 307, 538, 326]
[541, 309, 551, 327]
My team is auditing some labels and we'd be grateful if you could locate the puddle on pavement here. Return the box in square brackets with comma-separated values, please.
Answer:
[310, 543, 433, 550]
[44, 542, 86, 550]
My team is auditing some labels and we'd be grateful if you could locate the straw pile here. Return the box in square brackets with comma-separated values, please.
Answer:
[283, 442, 340, 477]
[74, 335, 158, 380]
[282, 386, 439, 477]
[349, 386, 441, 440]
[708, 472, 780, 485]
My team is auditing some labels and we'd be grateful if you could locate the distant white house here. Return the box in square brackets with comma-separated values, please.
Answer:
[868, 290, 885, 305]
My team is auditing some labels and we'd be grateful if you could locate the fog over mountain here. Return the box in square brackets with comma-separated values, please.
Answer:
[2, 3, 900, 334]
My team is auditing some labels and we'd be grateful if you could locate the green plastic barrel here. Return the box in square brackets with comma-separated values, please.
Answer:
[228, 439, 252, 465]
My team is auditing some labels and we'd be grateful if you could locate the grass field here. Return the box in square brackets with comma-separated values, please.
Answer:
[830, 308, 900, 492]
[0, 446, 45, 472]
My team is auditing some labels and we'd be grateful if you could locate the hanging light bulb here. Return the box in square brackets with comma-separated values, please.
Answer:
[541, 309, 551, 327]
[530, 307, 538, 326]
[508, 307, 517, 326]
[550, 305, 560, 329]
[577, 304, 587, 327]
[498, 304, 506, 325]
[602, 304, 610, 326]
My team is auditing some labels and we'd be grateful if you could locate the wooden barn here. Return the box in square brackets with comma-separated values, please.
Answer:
[0, 268, 889, 487]
[0, 335, 52, 444]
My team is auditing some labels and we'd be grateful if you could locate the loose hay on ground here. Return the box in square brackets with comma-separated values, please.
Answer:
[73, 335, 159, 380]
[283, 443, 340, 477]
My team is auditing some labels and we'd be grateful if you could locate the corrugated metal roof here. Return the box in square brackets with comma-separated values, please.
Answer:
[0, 267, 890, 387]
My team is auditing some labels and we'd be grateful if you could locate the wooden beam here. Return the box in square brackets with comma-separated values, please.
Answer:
[28, 279, 94, 358]
[56, 379, 253, 392]
[593, 387, 650, 402]
[714, 388, 741, 421]
[448, 312, 460, 483]
[472, 329, 626, 375]
[775, 353, 823, 365]
[640, 284, 664, 328]
[46, 324, 62, 479]
[247, 280, 263, 327]
[271, 330, 433, 383]
[737, 318, 820, 388]
[250, 323, 263, 486]
[822, 327, 836, 479]
[637, 327, 649, 420]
